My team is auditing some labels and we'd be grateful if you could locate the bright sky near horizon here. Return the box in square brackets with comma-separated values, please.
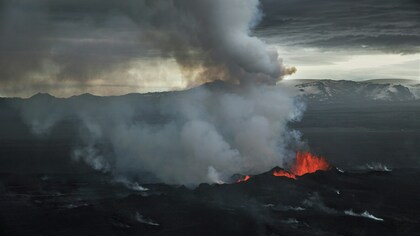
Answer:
[0, 0, 419, 97]
[279, 47, 420, 81]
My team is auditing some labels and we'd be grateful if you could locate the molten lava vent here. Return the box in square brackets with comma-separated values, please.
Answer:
[273, 151, 331, 179]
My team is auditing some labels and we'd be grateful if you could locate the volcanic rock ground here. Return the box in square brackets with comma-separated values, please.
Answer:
[1, 81, 420, 235]
[1, 168, 419, 235]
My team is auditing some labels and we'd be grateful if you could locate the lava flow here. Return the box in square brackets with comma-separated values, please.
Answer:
[274, 151, 331, 179]
[237, 175, 251, 183]
[273, 170, 297, 179]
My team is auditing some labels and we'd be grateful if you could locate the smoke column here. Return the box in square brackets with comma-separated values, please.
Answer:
[13, 0, 304, 186]
[140, 0, 294, 84]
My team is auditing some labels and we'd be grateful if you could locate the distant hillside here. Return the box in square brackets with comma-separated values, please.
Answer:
[2, 79, 420, 104]
[283, 79, 420, 102]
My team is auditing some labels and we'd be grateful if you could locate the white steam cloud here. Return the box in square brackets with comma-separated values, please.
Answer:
[17, 84, 304, 186]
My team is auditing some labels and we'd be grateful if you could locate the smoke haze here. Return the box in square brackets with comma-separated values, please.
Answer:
[17, 84, 304, 185]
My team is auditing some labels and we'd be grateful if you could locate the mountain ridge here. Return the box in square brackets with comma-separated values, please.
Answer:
[283, 79, 420, 102]
[2, 79, 420, 103]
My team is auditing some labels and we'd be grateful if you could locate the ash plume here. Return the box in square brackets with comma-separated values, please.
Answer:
[0, 0, 293, 97]
[9, 0, 305, 186]
[149, 0, 291, 84]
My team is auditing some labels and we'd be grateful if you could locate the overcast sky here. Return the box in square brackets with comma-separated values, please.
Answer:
[0, 0, 419, 97]
[257, 0, 420, 81]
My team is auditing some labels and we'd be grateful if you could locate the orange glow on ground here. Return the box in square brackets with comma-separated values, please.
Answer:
[273, 169, 297, 179]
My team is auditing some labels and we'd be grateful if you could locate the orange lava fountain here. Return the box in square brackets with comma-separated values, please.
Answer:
[274, 151, 331, 179]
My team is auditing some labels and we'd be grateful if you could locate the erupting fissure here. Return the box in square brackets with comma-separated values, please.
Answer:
[273, 151, 331, 179]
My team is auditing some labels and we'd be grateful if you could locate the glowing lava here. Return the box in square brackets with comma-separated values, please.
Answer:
[274, 151, 331, 179]
[273, 170, 297, 179]
[237, 175, 251, 183]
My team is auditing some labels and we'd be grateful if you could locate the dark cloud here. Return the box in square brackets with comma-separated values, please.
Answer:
[0, 0, 297, 97]
[257, 0, 420, 53]
[0, 1, 149, 82]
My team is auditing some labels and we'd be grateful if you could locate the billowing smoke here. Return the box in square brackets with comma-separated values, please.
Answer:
[9, 0, 305, 186]
[139, 0, 294, 84]
[17, 84, 305, 186]
[0, 0, 295, 96]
